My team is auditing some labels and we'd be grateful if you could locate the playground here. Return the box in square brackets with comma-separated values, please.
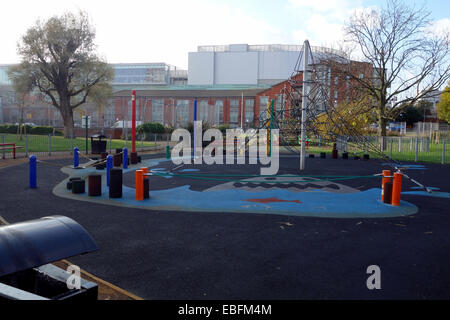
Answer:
[1, 83, 450, 300]
[0, 147, 449, 299]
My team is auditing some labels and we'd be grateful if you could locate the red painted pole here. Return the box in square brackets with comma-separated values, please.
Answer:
[391, 172, 402, 206]
[131, 89, 136, 153]
[381, 170, 391, 202]
[135, 169, 143, 201]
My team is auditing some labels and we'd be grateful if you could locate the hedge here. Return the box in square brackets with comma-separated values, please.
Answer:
[0, 124, 63, 135]
[136, 122, 166, 134]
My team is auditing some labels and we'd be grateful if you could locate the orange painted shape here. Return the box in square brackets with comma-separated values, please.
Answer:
[136, 170, 144, 201]
[391, 172, 402, 206]
[381, 170, 391, 202]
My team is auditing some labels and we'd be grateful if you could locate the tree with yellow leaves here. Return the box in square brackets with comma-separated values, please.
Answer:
[437, 84, 450, 123]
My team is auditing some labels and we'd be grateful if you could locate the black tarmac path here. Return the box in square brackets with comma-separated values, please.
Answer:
[0, 154, 449, 299]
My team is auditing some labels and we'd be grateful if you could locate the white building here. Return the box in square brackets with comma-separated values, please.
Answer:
[188, 43, 343, 86]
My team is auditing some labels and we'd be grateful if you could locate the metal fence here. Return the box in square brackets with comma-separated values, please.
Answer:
[1, 132, 448, 164]
[0, 133, 167, 160]
[335, 135, 448, 164]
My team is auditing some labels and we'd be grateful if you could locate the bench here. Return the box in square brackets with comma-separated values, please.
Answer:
[0, 144, 24, 159]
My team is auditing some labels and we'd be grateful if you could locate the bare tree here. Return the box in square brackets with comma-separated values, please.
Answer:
[321, 0, 450, 136]
[8, 11, 113, 138]
[86, 82, 112, 130]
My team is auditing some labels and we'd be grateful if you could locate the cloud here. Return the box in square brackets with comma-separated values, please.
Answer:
[293, 13, 346, 47]
[288, 0, 367, 49]
[428, 18, 450, 37]
[288, 0, 358, 12]
[0, 0, 284, 69]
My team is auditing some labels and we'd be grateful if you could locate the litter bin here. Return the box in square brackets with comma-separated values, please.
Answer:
[0, 216, 98, 300]
[90, 134, 107, 154]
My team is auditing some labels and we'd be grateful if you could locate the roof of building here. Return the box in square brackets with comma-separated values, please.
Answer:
[113, 84, 271, 98]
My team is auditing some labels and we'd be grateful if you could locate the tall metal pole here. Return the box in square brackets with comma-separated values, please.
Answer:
[300, 40, 310, 171]
[193, 98, 197, 158]
[84, 115, 88, 155]
[131, 89, 136, 153]
[241, 92, 244, 128]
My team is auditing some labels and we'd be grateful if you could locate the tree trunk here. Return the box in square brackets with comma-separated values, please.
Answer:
[62, 111, 74, 138]
[60, 106, 74, 138]
[378, 117, 387, 137]
[377, 116, 388, 151]
[59, 93, 75, 138]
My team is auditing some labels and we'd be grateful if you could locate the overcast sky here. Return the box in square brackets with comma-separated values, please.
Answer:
[1, 0, 449, 69]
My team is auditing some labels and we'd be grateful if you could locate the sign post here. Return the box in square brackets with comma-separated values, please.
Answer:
[82, 115, 91, 155]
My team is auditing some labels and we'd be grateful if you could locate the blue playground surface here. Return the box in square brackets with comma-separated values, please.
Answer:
[55, 157, 424, 218]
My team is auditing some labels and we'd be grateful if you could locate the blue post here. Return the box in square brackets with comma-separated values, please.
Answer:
[106, 155, 113, 186]
[74, 147, 79, 168]
[29, 155, 37, 189]
[318, 136, 321, 147]
[123, 147, 128, 169]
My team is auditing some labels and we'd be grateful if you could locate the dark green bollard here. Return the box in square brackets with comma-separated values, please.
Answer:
[166, 145, 170, 159]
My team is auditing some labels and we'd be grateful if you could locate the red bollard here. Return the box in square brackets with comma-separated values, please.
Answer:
[135, 170, 144, 201]
[381, 170, 391, 202]
[391, 172, 402, 206]
[141, 167, 149, 199]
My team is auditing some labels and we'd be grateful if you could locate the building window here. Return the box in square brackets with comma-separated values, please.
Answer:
[198, 100, 208, 122]
[152, 99, 164, 123]
[259, 96, 269, 121]
[358, 73, 364, 79]
[245, 99, 254, 124]
[215, 100, 223, 125]
[176, 100, 189, 127]
[334, 76, 339, 85]
[334, 91, 338, 99]
[229, 99, 239, 124]
[127, 99, 140, 121]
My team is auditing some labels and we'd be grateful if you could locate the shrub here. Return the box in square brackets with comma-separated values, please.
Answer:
[136, 122, 165, 134]
[0, 124, 62, 135]
[164, 126, 175, 134]
[29, 126, 55, 135]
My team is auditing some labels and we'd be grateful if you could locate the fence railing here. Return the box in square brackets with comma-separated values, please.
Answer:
[0, 133, 167, 160]
[335, 135, 448, 164]
[1, 132, 448, 164]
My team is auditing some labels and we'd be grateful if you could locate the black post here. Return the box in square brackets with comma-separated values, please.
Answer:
[109, 168, 123, 198]
[85, 116, 89, 155]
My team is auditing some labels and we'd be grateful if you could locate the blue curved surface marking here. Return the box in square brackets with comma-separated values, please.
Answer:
[70, 184, 417, 218]
[382, 163, 427, 170]
[409, 186, 440, 191]
[179, 169, 201, 172]
[61, 157, 421, 218]
[402, 191, 450, 199]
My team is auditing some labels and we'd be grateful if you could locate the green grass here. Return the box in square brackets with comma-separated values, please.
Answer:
[1, 134, 156, 153]
[280, 140, 449, 164]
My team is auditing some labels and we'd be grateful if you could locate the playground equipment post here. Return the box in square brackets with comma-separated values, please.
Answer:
[193, 98, 197, 158]
[132, 90, 136, 153]
[300, 39, 310, 171]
